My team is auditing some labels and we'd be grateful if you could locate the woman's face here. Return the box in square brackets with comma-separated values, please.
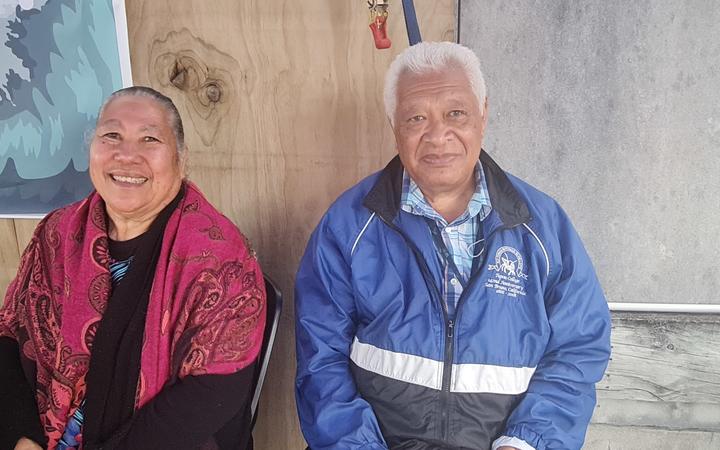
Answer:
[89, 95, 184, 227]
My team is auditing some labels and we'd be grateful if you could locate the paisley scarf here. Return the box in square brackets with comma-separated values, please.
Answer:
[0, 181, 265, 449]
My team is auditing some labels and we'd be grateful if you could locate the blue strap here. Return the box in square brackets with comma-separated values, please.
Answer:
[401, 0, 422, 45]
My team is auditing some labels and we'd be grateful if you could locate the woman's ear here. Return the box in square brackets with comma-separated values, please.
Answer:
[178, 147, 190, 179]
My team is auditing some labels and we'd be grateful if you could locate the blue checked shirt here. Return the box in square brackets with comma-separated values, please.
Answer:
[400, 162, 492, 318]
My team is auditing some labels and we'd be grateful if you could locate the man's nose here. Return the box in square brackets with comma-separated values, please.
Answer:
[422, 118, 451, 145]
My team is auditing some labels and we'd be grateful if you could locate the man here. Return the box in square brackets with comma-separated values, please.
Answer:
[295, 41, 611, 450]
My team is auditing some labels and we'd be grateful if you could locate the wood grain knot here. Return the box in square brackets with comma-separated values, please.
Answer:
[151, 29, 242, 145]
[205, 83, 221, 103]
[170, 60, 188, 90]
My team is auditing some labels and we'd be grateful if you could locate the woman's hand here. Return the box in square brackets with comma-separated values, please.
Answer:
[14, 437, 43, 450]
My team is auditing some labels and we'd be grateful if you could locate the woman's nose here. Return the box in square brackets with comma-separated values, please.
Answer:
[113, 140, 139, 161]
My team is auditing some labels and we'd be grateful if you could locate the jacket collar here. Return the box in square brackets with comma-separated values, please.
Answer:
[362, 151, 531, 227]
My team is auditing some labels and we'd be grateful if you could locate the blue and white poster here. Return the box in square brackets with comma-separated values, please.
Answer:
[0, 0, 131, 217]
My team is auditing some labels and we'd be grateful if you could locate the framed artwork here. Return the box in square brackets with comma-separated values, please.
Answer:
[0, 0, 132, 217]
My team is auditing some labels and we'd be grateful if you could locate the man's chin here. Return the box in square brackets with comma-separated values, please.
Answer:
[416, 178, 468, 195]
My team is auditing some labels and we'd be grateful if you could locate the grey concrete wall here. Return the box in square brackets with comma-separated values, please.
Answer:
[585, 424, 720, 449]
[460, 1, 720, 304]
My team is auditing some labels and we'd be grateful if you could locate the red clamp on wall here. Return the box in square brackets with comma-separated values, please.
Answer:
[368, 0, 391, 49]
[370, 14, 391, 49]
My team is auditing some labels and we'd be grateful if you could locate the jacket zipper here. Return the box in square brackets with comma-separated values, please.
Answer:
[378, 216, 456, 442]
[378, 216, 523, 442]
[439, 224, 518, 439]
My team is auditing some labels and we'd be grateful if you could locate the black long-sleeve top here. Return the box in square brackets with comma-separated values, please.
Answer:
[0, 336, 254, 450]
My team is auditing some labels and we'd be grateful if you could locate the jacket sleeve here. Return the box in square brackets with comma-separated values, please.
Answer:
[499, 218, 611, 450]
[295, 217, 388, 450]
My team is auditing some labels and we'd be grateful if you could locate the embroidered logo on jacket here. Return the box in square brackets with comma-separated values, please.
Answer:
[485, 246, 528, 298]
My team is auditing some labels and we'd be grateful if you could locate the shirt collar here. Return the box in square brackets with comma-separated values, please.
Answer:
[400, 160, 492, 226]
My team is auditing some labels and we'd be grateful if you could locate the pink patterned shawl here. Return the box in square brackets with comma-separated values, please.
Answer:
[0, 182, 266, 448]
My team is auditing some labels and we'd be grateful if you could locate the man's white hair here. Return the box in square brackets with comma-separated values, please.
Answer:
[383, 41, 487, 126]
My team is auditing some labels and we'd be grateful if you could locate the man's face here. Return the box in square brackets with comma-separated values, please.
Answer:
[393, 69, 487, 200]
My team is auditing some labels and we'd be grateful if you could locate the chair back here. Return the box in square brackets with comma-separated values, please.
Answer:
[250, 274, 283, 428]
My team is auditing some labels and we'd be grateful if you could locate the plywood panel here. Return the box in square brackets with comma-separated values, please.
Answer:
[123, 1, 456, 448]
[1, 218, 41, 307]
[595, 312, 720, 431]
[13, 218, 39, 253]
[0, 219, 20, 304]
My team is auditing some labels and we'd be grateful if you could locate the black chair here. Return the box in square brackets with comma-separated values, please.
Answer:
[250, 275, 283, 429]
[213, 275, 283, 450]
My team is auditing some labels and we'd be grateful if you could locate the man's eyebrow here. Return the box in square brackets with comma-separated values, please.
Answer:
[397, 102, 424, 111]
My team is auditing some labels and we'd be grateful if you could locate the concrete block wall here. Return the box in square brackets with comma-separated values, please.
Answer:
[460, 1, 720, 305]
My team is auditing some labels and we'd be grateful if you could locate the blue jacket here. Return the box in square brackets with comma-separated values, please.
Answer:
[295, 152, 611, 450]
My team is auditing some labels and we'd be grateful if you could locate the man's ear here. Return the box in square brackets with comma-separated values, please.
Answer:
[388, 116, 400, 148]
[482, 97, 489, 127]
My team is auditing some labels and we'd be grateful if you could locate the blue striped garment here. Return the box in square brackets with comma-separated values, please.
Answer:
[109, 256, 133, 284]
[400, 162, 492, 318]
[56, 256, 133, 450]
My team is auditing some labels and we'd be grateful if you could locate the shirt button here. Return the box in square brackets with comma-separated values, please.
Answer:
[450, 278, 459, 285]
[446, 226, 454, 232]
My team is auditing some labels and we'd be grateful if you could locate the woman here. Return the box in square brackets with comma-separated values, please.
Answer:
[0, 87, 266, 450]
